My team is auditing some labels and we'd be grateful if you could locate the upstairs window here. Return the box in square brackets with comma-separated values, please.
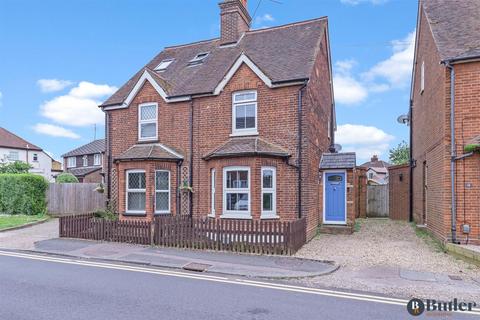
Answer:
[94, 153, 101, 166]
[138, 103, 158, 141]
[232, 91, 257, 136]
[188, 52, 209, 66]
[83, 155, 88, 167]
[154, 59, 174, 71]
[67, 157, 76, 168]
[33, 153, 38, 162]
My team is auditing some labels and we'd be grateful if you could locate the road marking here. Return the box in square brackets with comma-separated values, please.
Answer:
[1, 250, 479, 316]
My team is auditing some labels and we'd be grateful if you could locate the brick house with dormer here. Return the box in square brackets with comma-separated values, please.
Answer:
[100, 0, 335, 240]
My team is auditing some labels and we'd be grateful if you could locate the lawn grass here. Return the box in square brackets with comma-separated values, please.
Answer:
[411, 222, 445, 253]
[0, 214, 49, 231]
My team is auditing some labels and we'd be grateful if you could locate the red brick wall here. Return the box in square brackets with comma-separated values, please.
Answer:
[388, 164, 410, 220]
[355, 167, 367, 219]
[83, 169, 103, 184]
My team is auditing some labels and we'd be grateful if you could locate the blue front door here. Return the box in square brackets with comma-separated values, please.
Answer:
[325, 172, 346, 223]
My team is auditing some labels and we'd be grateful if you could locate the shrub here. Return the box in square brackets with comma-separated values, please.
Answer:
[93, 208, 118, 221]
[0, 161, 32, 174]
[56, 173, 79, 183]
[0, 174, 48, 215]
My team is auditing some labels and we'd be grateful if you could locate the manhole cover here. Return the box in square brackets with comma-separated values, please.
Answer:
[449, 275, 463, 281]
[183, 262, 211, 272]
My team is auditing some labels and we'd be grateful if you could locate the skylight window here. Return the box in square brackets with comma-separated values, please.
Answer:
[188, 52, 210, 66]
[154, 59, 174, 71]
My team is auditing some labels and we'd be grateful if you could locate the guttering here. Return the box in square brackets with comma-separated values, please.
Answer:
[444, 61, 458, 244]
[297, 82, 308, 219]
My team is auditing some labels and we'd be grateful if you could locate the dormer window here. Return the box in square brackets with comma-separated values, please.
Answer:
[188, 52, 210, 66]
[154, 59, 174, 71]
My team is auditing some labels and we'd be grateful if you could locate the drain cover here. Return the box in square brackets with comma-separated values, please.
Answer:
[183, 262, 211, 272]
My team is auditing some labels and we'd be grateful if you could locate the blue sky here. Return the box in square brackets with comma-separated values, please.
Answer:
[0, 0, 417, 163]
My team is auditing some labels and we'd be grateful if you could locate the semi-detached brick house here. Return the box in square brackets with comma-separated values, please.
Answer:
[99, 0, 335, 240]
[62, 139, 105, 183]
[411, 0, 480, 244]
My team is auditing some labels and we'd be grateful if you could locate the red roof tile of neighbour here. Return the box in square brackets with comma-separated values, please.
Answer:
[422, 0, 480, 62]
[0, 127, 42, 151]
[100, 17, 328, 106]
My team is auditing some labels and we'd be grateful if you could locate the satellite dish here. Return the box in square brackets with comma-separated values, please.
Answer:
[329, 144, 342, 153]
[397, 114, 410, 125]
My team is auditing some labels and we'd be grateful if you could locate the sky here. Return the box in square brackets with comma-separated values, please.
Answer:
[0, 0, 418, 164]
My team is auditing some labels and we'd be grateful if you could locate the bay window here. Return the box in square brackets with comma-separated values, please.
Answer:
[126, 170, 146, 214]
[223, 167, 250, 217]
[261, 167, 277, 218]
[232, 91, 257, 135]
[138, 103, 158, 141]
[155, 170, 170, 214]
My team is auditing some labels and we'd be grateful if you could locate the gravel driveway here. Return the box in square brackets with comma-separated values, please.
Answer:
[294, 219, 480, 300]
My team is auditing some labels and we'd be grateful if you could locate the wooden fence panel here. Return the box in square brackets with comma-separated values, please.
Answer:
[367, 185, 389, 217]
[47, 183, 106, 216]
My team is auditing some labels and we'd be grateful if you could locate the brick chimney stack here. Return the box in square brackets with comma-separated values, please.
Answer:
[371, 155, 379, 162]
[219, 0, 251, 45]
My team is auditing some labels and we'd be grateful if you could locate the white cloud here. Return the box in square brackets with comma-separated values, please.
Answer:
[336, 124, 395, 161]
[333, 60, 368, 105]
[40, 81, 117, 127]
[340, 0, 388, 5]
[363, 31, 415, 89]
[253, 13, 275, 29]
[33, 123, 80, 139]
[37, 79, 74, 93]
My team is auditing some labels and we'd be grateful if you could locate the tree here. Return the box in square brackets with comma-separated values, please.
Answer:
[56, 173, 79, 183]
[0, 161, 32, 174]
[389, 141, 410, 165]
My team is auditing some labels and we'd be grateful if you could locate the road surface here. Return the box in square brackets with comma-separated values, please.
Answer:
[0, 250, 477, 320]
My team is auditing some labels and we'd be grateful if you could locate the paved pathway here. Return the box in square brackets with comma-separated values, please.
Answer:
[0, 219, 58, 250]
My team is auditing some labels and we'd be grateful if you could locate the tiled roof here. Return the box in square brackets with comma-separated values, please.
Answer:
[62, 139, 105, 158]
[115, 143, 184, 162]
[423, 0, 480, 62]
[319, 152, 356, 169]
[101, 17, 327, 106]
[204, 137, 290, 160]
[0, 127, 42, 151]
[67, 166, 102, 177]
[359, 159, 390, 169]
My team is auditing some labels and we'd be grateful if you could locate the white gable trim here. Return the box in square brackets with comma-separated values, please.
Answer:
[213, 53, 273, 96]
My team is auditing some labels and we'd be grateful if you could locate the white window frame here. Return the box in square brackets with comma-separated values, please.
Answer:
[155, 170, 171, 215]
[32, 153, 38, 162]
[126, 169, 146, 214]
[67, 157, 76, 168]
[94, 153, 102, 166]
[138, 102, 158, 141]
[420, 60, 425, 93]
[261, 167, 277, 218]
[231, 90, 258, 136]
[8, 151, 19, 161]
[83, 155, 88, 167]
[209, 168, 216, 217]
[222, 166, 251, 218]
[154, 59, 174, 71]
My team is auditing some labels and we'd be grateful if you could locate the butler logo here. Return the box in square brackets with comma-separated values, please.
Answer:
[407, 298, 425, 316]
[407, 298, 477, 316]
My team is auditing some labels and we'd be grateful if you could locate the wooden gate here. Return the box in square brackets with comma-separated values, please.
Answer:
[367, 185, 389, 217]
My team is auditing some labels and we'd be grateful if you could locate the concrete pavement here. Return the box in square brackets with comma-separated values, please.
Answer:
[31, 238, 338, 278]
[0, 218, 58, 250]
[1, 251, 478, 320]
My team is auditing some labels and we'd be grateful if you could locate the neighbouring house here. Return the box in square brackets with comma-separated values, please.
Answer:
[51, 159, 63, 180]
[99, 0, 337, 239]
[411, 0, 480, 244]
[62, 139, 105, 183]
[360, 155, 390, 185]
[0, 127, 54, 181]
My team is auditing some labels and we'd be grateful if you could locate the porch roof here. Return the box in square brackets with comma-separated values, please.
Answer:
[115, 143, 184, 162]
[203, 137, 290, 160]
[320, 152, 356, 170]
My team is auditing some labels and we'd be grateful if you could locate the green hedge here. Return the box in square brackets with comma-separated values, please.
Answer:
[0, 174, 48, 215]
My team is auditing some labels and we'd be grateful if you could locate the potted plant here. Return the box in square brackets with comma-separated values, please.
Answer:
[179, 179, 194, 193]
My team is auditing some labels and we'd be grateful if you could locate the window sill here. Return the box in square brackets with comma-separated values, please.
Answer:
[154, 212, 171, 216]
[123, 212, 147, 217]
[220, 213, 252, 220]
[260, 215, 280, 220]
[208, 213, 216, 218]
[229, 131, 258, 138]
[138, 138, 158, 143]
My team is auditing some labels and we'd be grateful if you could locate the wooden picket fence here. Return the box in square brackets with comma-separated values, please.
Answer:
[59, 214, 307, 255]
[59, 214, 151, 245]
